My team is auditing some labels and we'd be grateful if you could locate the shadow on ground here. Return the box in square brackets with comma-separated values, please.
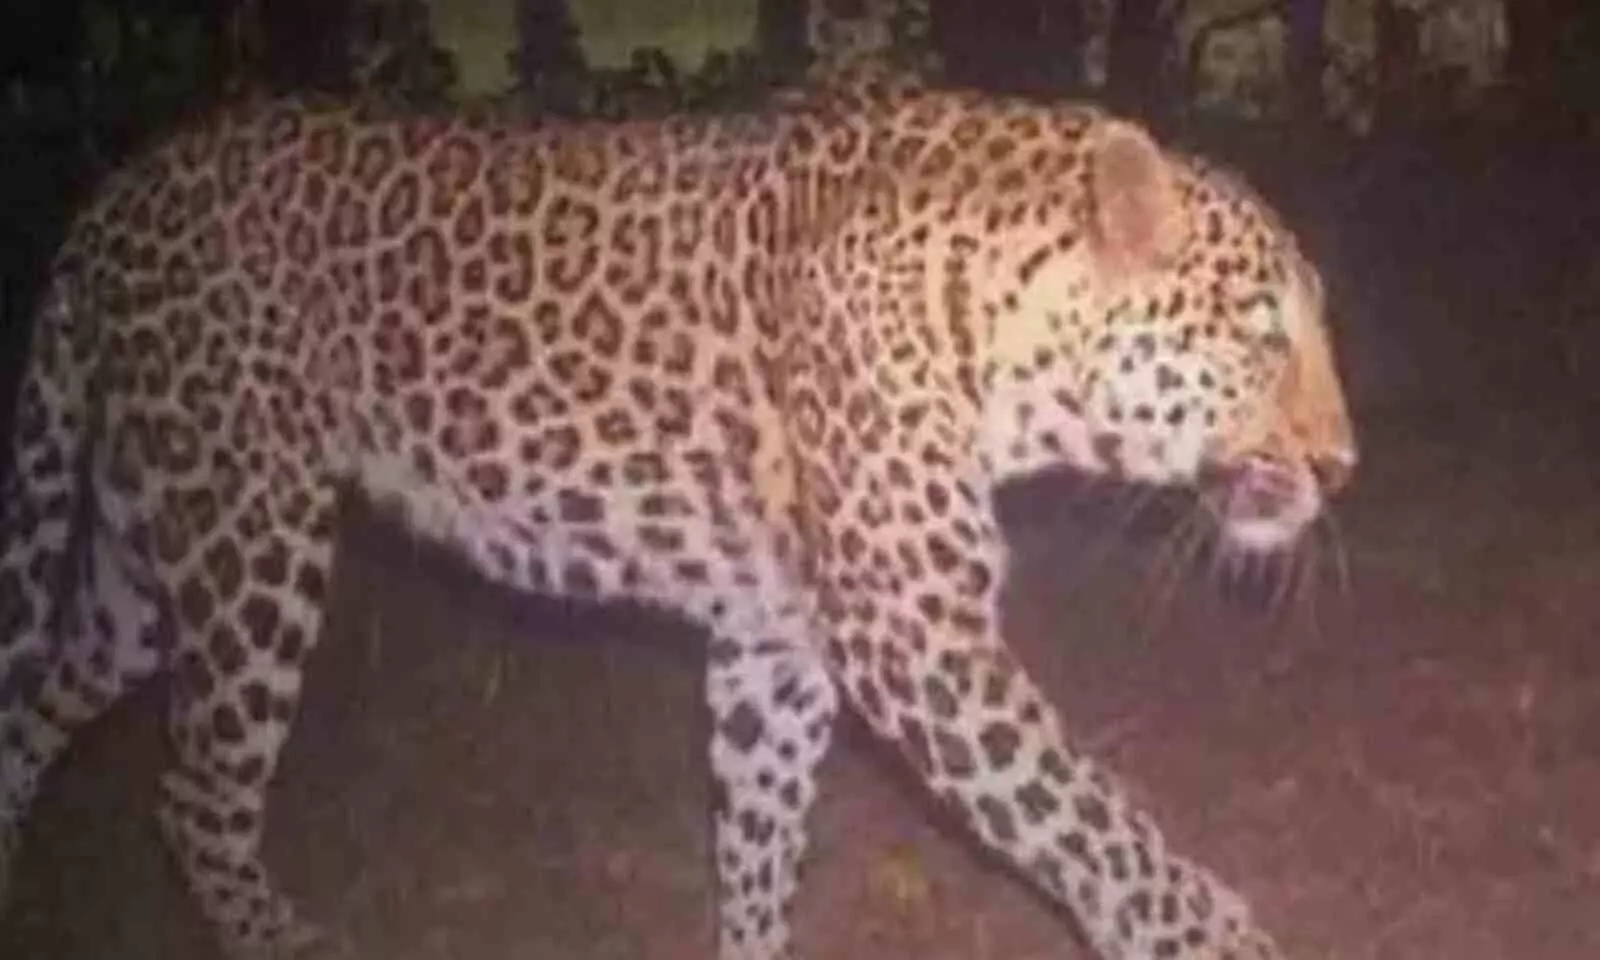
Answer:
[3, 138, 1599, 960]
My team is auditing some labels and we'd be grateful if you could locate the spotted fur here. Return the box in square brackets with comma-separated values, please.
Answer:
[0, 86, 1354, 960]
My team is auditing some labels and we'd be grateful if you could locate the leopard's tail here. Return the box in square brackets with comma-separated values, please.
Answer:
[0, 259, 103, 707]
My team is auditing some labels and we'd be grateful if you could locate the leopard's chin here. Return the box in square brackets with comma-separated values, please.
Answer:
[1199, 454, 1321, 555]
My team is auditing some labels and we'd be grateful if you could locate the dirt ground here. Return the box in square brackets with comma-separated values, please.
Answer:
[3, 137, 1599, 960]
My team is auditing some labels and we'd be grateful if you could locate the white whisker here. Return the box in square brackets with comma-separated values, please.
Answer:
[1138, 509, 1211, 645]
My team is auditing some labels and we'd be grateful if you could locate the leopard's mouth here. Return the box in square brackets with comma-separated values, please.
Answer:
[1198, 453, 1321, 554]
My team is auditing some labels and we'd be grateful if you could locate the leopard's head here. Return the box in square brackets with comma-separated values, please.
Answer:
[981, 112, 1355, 556]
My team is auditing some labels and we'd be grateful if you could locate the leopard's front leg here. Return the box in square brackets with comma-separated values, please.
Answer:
[810, 493, 1285, 960]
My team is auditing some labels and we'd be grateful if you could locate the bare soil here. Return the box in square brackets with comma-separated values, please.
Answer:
[3, 143, 1599, 960]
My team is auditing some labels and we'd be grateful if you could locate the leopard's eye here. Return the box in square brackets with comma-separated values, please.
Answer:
[1235, 293, 1289, 353]
[1257, 323, 1291, 355]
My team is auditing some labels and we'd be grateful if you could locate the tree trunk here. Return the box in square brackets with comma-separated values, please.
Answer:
[1506, 0, 1584, 135]
[1372, 0, 1421, 132]
[1507, 0, 1559, 91]
[1104, 0, 1167, 119]
[259, 0, 353, 93]
[933, 0, 1083, 95]
[757, 0, 810, 81]
[1286, 0, 1326, 124]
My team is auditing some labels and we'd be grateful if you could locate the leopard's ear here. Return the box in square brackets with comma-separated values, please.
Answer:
[1086, 117, 1187, 275]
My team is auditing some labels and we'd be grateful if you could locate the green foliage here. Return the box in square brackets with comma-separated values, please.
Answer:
[58, 1, 217, 162]
[883, 0, 938, 75]
[351, 0, 461, 107]
[1549, 5, 1600, 111]
[509, 0, 791, 121]
[511, 41, 783, 120]
[83, 3, 213, 133]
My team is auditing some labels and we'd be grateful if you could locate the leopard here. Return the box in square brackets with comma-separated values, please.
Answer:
[0, 79, 1355, 960]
